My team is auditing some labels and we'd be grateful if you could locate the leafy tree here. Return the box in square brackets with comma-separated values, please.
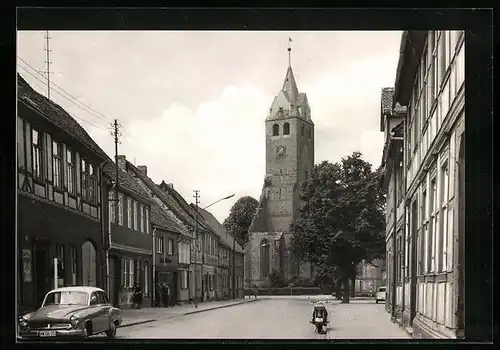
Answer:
[291, 152, 386, 303]
[223, 196, 259, 245]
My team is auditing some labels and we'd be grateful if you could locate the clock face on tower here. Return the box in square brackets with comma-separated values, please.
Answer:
[277, 146, 285, 156]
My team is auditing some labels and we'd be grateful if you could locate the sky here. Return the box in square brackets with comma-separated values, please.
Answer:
[17, 30, 402, 223]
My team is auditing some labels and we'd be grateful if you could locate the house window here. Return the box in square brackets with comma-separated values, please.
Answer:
[144, 262, 149, 296]
[81, 158, 88, 201]
[52, 141, 62, 188]
[428, 176, 438, 272]
[56, 244, 65, 287]
[109, 191, 116, 223]
[283, 122, 290, 135]
[438, 161, 450, 272]
[272, 124, 279, 136]
[133, 201, 138, 230]
[70, 245, 77, 285]
[31, 128, 43, 180]
[127, 198, 132, 229]
[129, 260, 135, 288]
[157, 236, 164, 254]
[67, 149, 75, 194]
[118, 194, 124, 225]
[167, 239, 174, 255]
[145, 208, 150, 234]
[140, 205, 145, 232]
[420, 188, 427, 274]
[455, 43, 465, 91]
[89, 164, 98, 204]
[122, 258, 127, 288]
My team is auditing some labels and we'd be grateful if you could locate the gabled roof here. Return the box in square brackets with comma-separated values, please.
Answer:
[102, 161, 152, 202]
[197, 207, 244, 253]
[158, 181, 213, 234]
[17, 74, 107, 161]
[150, 201, 182, 234]
[18, 74, 150, 202]
[126, 162, 196, 230]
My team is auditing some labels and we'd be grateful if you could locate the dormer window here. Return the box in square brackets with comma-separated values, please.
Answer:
[283, 122, 290, 135]
[272, 124, 280, 136]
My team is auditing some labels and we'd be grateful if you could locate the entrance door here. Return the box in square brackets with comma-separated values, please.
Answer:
[172, 272, 178, 305]
[33, 245, 49, 307]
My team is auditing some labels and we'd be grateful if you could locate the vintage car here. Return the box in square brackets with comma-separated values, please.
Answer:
[18, 286, 122, 339]
[375, 286, 387, 304]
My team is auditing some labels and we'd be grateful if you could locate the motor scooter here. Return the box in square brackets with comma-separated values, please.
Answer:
[310, 304, 329, 334]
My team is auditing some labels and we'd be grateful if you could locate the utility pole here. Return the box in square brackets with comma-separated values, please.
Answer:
[107, 119, 121, 304]
[193, 190, 200, 308]
[41, 30, 52, 99]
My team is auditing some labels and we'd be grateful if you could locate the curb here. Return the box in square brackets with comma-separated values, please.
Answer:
[120, 299, 260, 327]
[120, 319, 158, 328]
[184, 299, 260, 316]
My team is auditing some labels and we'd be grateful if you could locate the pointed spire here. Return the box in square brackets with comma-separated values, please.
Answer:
[282, 66, 299, 103]
[282, 37, 299, 103]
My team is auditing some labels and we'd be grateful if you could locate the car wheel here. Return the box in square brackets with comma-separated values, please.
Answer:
[83, 322, 91, 338]
[106, 322, 117, 338]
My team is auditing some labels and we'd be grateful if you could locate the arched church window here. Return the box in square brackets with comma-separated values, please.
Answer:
[272, 124, 279, 136]
[301, 124, 305, 136]
[308, 127, 312, 139]
[283, 122, 290, 135]
[260, 239, 270, 279]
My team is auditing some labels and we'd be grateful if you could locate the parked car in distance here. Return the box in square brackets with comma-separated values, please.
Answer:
[18, 286, 122, 339]
[375, 286, 387, 304]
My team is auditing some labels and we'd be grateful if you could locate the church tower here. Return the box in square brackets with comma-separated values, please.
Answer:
[245, 40, 314, 287]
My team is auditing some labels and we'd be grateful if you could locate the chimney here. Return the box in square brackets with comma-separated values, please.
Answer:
[116, 155, 127, 171]
[168, 183, 174, 189]
[137, 165, 147, 175]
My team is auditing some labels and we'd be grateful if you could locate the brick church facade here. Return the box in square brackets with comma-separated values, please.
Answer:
[245, 54, 314, 288]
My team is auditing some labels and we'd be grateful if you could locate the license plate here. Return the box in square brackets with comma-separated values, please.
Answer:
[315, 317, 323, 323]
[39, 330, 56, 337]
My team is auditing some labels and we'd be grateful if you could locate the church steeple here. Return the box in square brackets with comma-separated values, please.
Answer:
[282, 38, 299, 103]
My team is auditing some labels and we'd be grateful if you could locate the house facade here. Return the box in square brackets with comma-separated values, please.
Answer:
[127, 165, 194, 304]
[150, 202, 181, 305]
[104, 156, 154, 308]
[17, 74, 107, 312]
[382, 30, 465, 339]
[197, 207, 246, 300]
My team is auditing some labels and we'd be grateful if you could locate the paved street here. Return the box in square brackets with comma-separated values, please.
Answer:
[116, 297, 409, 339]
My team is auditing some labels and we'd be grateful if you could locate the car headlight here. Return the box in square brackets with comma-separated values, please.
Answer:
[18, 316, 28, 328]
[70, 315, 79, 327]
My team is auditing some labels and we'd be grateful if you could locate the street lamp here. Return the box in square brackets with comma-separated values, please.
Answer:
[193, 192, 235, 308]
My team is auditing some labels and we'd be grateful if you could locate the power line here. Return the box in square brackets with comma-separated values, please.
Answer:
[17, 56, 114, 124]
[17, 65, 109, 131]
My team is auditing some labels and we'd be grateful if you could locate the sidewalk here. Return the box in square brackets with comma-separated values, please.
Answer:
[120, 298, 260, 328]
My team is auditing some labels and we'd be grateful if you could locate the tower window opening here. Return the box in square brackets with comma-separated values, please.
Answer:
[308, 127, 312, 139]
[273, 124, 280, 136]
[301, 124, 305, 136]
[283, 122, 290, 135]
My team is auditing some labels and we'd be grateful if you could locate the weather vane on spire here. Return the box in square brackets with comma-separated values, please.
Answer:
[288, 37, 292, 67]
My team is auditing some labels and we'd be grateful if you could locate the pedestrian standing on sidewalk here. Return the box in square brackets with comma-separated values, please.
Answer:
[164, 284, 171, 307]
[133, 283, 143, 309]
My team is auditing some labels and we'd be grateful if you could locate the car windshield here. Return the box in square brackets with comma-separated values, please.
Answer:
[43, 291, 89, 307]
[378, 287, 386, 292]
